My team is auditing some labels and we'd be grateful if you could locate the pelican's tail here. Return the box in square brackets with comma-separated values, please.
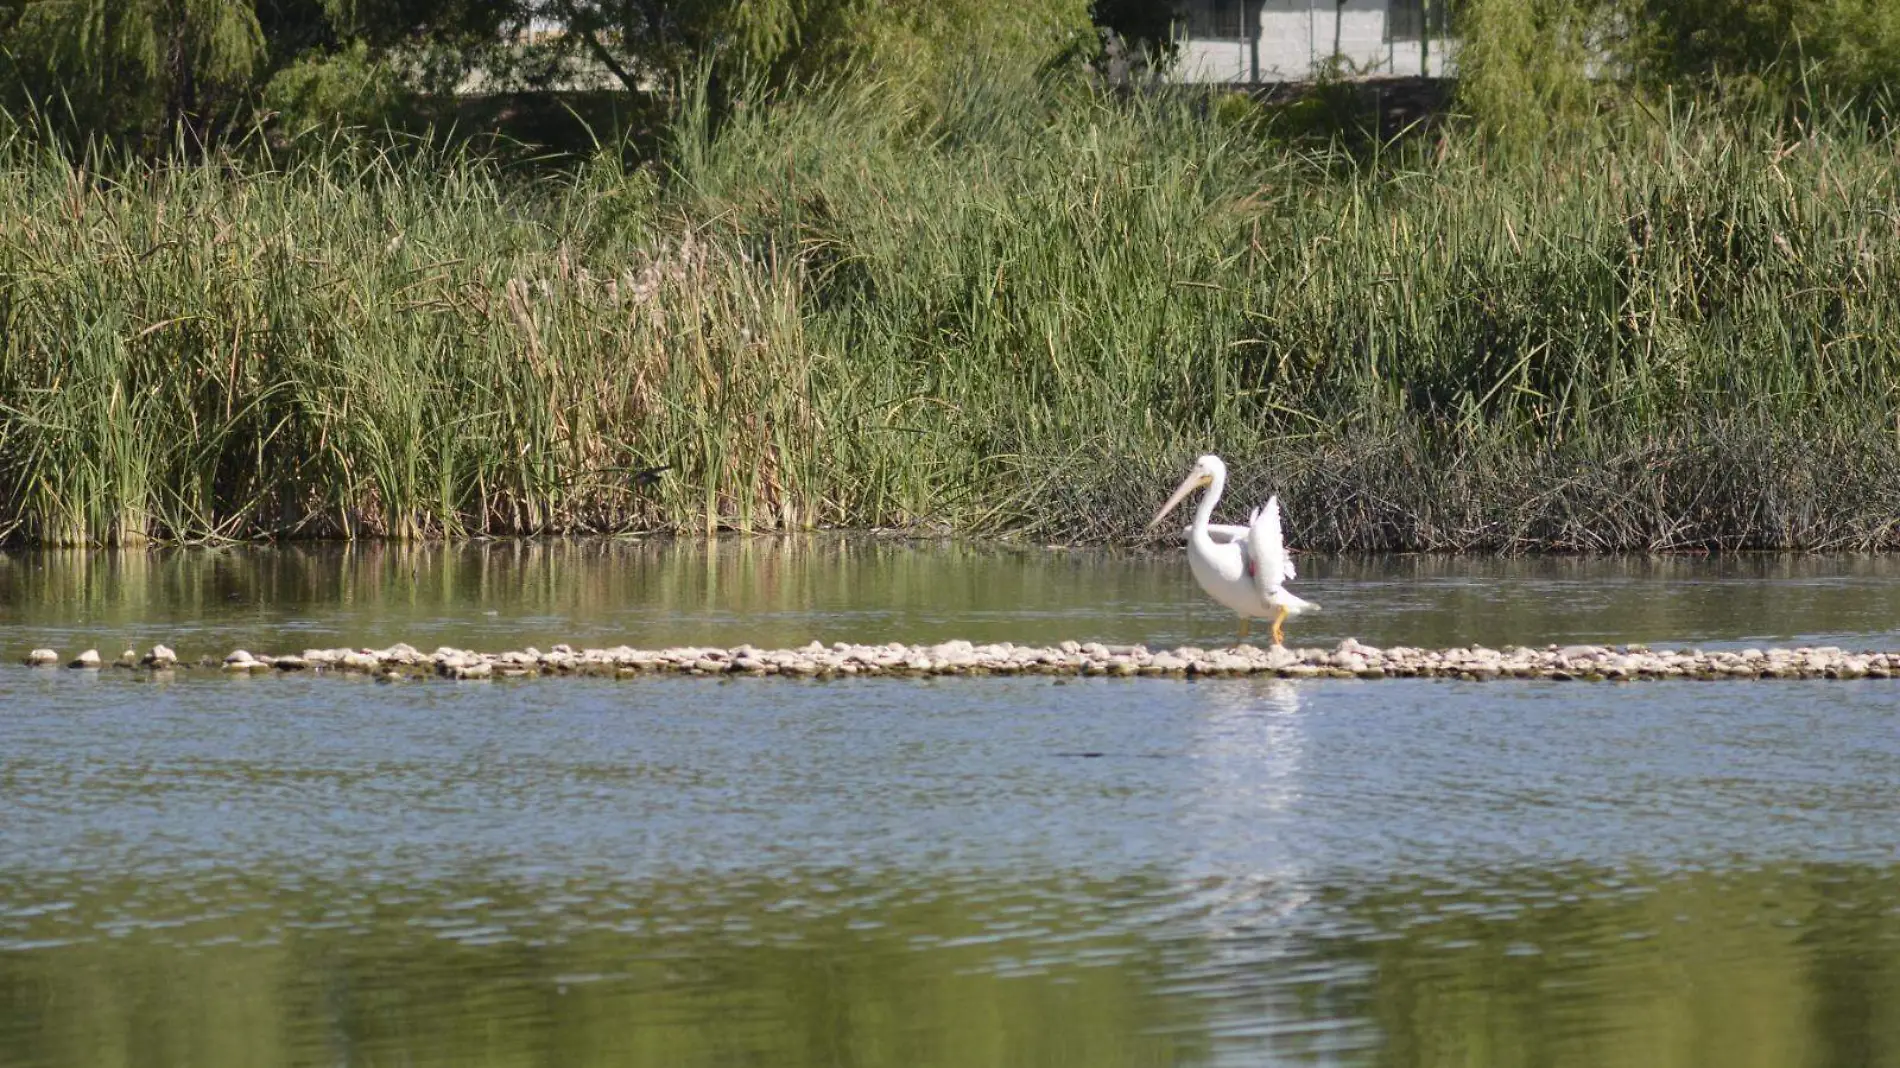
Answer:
[1274, 590, 1319, 615]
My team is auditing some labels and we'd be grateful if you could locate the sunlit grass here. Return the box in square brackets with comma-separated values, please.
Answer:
[4, 83, 1899, 549]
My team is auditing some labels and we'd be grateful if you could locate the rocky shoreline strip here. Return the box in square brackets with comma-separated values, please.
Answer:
[16, 639, 1900, 681]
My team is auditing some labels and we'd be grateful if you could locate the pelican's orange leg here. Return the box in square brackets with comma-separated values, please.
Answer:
[1270, 604, 1289, 647]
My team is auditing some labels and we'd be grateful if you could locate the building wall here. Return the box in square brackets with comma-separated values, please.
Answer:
[1173, 0, 1456, 83]
[1174, 36, 1257, 83]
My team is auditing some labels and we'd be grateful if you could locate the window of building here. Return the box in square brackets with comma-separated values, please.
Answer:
[1177, 0, 1250, 42]
[1386, 0, 1457, 42]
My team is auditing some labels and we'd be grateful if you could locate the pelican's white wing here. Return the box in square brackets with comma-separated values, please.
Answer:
[1187, 523, 1252, 545]
[1246, 496, 1293, 598]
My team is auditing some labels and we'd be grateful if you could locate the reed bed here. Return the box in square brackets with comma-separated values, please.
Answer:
[4, 83, 1899, 550]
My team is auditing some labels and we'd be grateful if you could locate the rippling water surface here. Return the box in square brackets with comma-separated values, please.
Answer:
[4, 541, 1900, 1067]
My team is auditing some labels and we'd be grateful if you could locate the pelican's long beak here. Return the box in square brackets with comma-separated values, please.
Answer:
[1147, 471, 1212, 530]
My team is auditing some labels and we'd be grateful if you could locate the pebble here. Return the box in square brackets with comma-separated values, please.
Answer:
[17, 639, 1900, 682]
[445, 660, 492, 681]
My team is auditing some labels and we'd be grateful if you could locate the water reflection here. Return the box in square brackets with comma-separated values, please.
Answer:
[1337, 863, 1900, 1068]
[9, 540, 1900, 654]
[1175, 681, 1367, 1063]
[8, 861, 1900, 1068]
[1192, 679, 1308, 824]
[6, 545, 1900, 1066]
[0, 869, 1210, 1068]
[1182, 680, 1313, 922]
[0, 538, 1187, 652]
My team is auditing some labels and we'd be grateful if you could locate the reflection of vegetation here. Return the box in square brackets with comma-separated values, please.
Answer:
[7, 862, 1900, 1065]
[1317, 553, 1900, 648]
[11, 544, 1900, 651]
[0, 870, 1207, 1068]
[0, 539, 1190, 648]
[1331, 864, 1900, 1068]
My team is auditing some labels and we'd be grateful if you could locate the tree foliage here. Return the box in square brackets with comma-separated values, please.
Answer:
[2, 0, 1095, 148]
[1617, 0, 1900, 100]
[1453, 0, 1602, 139]
[3, 0, 266, 142]
[1456, 0, 1900, 137]
[0, 0, 524, 144]
[524, 0, 1088, 99]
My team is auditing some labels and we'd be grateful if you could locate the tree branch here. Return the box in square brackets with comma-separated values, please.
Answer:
[548, 0, 642, 94]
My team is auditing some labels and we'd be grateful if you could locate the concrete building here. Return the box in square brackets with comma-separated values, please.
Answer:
[1172, 0, 1457, 83]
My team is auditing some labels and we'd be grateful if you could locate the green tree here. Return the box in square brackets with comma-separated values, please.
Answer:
[1453, 0, 1604, 139]
[1455, 0, 1900, 137]
[1618, 0, 1900, 101]
[3, 0, 266, 143]
[274, 0, 525, 93]
[1, 0, 525, 145]
[529, 0, 1087, 97]
[251, 0, 525, 135]
[1, 0, 1094, 149]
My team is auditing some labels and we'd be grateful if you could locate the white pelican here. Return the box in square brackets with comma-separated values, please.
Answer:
[1148, 454, 1317, 646]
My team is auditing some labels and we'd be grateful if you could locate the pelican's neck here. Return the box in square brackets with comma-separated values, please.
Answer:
[1192, 464, 1224, 537]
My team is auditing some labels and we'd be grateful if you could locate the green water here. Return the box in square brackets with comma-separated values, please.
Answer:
[4, 542, 1900, 1067]
[8, 538, 1900, 652]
